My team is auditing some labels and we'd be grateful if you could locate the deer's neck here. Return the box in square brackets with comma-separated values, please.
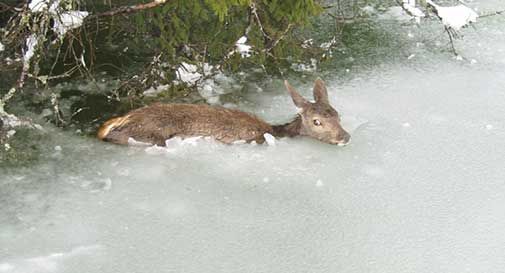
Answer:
[272, 115, 302, 138]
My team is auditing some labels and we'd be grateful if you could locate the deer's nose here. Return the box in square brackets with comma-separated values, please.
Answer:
[336, 131, 351, 146]
[342, 131, 350, 143]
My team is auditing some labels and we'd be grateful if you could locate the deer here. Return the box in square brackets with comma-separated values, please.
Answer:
[97, 79, 350, 146]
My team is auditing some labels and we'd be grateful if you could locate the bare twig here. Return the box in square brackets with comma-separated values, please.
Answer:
[250, 2, 272, 41]
[444, 26, 458, 56]
[264, 23, 293, 53]
[90, 0, 169, 18]
[479, 9, 505, 18]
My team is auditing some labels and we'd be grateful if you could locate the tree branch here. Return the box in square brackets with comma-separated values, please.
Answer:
[90, 0, 169, 18]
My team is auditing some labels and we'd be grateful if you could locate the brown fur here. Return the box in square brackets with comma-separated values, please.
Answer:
[97, 79, 350, 146]
[97, 103, 273, 145]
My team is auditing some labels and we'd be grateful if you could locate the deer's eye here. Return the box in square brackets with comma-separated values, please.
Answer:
[313, 119, 322, 126]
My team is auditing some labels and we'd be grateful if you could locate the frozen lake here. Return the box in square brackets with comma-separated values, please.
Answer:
[2, 2, 505, 273]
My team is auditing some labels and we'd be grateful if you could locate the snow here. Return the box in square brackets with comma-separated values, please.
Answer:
[263, 133, 276, 146]
[427, 0, 478, 30]
[28, 0, 57, 12]
[24, 0, 88, 62]
[402, 0, 425, 23]
[23, 35, 38, 63]
[197, 72, 238, 104]
[235, 36, 252, 58]
[320, 37, 336, 50]
[53, 11, 89, 37]
[0, 42, 4, 52]
[142, 84, 170, 97]
[291, 58, 317, 72]
[361, 5, 376, 15]
[2, 1, 505, 272]
[176, 62, 202, 85]
[378, 6, 414, 22]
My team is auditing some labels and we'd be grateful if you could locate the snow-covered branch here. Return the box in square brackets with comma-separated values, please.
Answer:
[426, 0, 478, 31]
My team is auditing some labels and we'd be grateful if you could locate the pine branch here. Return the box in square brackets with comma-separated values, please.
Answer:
[90, 0, 169, 18]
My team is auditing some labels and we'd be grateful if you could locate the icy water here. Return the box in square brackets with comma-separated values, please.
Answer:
[2, 3, 505, 273]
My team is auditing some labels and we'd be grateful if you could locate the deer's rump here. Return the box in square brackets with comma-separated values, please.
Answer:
[97, 103, 274, 145]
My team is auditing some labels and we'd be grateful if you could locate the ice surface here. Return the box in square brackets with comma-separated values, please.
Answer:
[2, 1, 505, 272]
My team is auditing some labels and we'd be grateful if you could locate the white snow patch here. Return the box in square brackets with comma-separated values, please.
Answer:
[301, 39, 313, 49]
[361, 5, 376, 15]
[127, 137, 152, 146]
[144, 137, 213, 155]
[235, 36, 252, 58]
[143, 84, 170, 97]
[24, 35, 38, 63]
[6, 130, 16, 138]
[263, 133, 276, 146]
[0, 42, 4, 52]
[320, 37, 337, 50]
[197, 72, 237, 104]
[427, 1, 478, 30]
[316, 179, 324, 187]
[176, 62, 202, 85]
[291, 58, 317, 72]
[28, 0, 57, 12]
[401, 0, 425, 23]
[24, 0, 88, 63]
[379, 6, 413, 22]
[144, 145, 172, 155]
[53, 11, 89, 37]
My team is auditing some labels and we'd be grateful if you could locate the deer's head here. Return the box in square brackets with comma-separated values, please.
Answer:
[284, 79, 350, 145]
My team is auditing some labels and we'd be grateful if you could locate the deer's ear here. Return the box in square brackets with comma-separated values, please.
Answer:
[284, 80, 309, 109]
[313, 78, 329, 105]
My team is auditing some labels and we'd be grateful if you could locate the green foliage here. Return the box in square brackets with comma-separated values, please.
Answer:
[262, 0, 322, 24]
[205, 0, 251, 21]
[125, 0, 323, 76]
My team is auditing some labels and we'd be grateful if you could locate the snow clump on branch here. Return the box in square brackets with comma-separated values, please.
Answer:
[426, 0, 478, 31]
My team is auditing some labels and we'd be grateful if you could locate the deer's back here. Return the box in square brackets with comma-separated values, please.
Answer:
[97, 103, 273, 145]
